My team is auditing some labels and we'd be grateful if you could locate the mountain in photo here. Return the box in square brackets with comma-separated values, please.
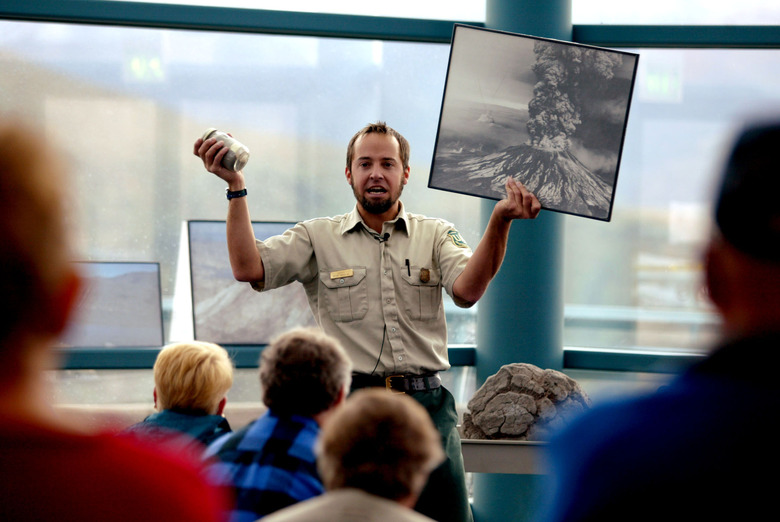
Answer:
[433, 143, 612, 219]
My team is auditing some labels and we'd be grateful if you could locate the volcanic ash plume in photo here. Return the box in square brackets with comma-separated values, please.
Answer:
[431, 36, 635, 221]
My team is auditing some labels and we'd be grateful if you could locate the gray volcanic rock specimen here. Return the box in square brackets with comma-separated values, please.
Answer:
[461, 363, 591, 440]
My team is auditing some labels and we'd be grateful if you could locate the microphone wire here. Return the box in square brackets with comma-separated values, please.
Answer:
[369, 324, 386, 376]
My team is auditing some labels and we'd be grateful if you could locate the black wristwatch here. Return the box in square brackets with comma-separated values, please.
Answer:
[226, 188, 247, 200]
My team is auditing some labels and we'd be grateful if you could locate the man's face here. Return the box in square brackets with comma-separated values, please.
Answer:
[346, 133, 410, 216]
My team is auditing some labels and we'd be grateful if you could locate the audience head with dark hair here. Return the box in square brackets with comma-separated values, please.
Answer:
[541, 116, 780, 522]
[706, 118, 780, 337]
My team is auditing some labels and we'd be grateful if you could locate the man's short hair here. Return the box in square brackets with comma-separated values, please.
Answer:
[0, 120, 73, 364]
[154, 341, 234, 414]
[317, 388, 445, 501]
[346, 121, 411, 170]
[259, 328, 352, 417]
[715, 119, 780, 263]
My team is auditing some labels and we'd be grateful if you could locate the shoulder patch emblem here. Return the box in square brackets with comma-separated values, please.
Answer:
[447, 230, 468, 248]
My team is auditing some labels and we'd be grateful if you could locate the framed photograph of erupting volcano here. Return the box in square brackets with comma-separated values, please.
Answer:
[428, 24, 639, 221]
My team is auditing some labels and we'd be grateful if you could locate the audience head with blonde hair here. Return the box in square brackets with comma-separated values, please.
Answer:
[154, 341, 234, 416]
[317, 388, 444, 507]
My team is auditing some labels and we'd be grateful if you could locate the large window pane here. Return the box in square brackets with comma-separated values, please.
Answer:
[565, 48, 780, 353]
[0, 19, 481, 344]
[4, 19, 779, 358]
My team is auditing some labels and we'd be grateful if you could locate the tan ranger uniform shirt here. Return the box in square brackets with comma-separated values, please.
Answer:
[252, 203, 472, 375]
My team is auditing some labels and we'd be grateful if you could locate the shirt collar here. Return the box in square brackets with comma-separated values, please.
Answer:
[341, 202, 410, 237]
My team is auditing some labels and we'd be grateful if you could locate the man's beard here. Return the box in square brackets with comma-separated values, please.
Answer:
[353, 181, 404, 215]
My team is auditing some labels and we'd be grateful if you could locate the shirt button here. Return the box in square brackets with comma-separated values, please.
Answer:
[339, 278, 344, 284]
[391, 327, 396, 333]
[398, 356, 403, 361]
[383, 270, 388, 276]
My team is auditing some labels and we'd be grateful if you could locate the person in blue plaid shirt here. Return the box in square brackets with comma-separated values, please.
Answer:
[204, 328, 352, 521]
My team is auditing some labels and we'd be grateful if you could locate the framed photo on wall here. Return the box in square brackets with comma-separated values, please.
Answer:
[188, 220, 316, 345]
[60, 261, 164, 348]
[429, 24, 639, 221]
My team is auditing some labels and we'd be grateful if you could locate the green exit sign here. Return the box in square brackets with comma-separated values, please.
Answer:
[125, 55, 165, 82]
[645, 71, 682, 100]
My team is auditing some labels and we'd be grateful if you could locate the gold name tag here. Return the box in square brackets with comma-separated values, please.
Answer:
[330, 269, 354, 279]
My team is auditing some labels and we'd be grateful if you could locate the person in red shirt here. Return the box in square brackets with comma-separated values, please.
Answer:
[0, 119, 229, 522]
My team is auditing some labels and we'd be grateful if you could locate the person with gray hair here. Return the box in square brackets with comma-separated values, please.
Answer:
[205, 327, 352, 521]
[264, 388, 445, 522]
[540, 117, 780, 521]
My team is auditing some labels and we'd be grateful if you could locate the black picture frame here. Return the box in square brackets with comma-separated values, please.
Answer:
[60, 261, 164, 348]
[429, 24, 639, 221]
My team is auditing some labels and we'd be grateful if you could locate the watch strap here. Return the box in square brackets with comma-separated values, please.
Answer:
[226, 188, 247, 200]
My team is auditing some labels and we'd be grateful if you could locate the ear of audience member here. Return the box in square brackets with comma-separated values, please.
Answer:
[123, 341, 234, 448]
[0, 118, 229, 522]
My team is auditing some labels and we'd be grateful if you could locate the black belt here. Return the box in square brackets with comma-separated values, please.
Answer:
[351, 372, 442, 394]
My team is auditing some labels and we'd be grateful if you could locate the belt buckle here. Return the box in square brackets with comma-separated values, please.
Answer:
[385, 375, 405, 394]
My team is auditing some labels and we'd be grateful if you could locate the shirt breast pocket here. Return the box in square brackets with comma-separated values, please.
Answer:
[319, 267, 368, 322]
[400, 266, 442, 321]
